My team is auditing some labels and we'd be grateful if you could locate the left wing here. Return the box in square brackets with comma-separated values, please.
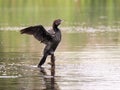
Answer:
[20, 25, 53, 44]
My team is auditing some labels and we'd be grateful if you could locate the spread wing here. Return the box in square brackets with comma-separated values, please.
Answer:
[20, 25, 53, 44]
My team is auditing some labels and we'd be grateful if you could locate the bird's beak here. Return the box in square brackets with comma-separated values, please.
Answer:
[60, 20, 63, 25]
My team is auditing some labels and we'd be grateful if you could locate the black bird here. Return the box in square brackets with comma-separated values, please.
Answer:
[20, 19, 62, 67]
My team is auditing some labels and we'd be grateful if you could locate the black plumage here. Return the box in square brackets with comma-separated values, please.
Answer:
[20, 19, 62, 67]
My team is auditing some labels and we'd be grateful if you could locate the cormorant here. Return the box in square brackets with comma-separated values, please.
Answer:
[20, 19, 62, 67]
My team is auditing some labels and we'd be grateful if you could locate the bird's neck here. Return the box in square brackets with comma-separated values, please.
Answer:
[53, 25, 59, 32]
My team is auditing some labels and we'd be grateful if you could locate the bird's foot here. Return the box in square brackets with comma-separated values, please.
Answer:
[48, 62, 55, 69]
[38, 66, 46, 74]
[38, 64, 42, 68]
[48, 62, 53, 65]
[38, 65, 45, 72]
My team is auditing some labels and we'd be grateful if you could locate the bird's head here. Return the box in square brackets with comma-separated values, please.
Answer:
[53, 19, 62, 27]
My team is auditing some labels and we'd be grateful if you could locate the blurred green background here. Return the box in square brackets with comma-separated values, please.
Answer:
[0, 0, 120, 27]
[0, 0, 120, 53]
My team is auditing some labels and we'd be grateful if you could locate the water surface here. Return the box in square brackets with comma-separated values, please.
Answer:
[0, 0, 120, 90]
[0, 31, 120, 90]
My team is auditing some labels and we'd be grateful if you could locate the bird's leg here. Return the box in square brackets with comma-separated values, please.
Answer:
[51, 54, 55, 67]
[38, 53, 48, 68]
[38, 44, 50, 68]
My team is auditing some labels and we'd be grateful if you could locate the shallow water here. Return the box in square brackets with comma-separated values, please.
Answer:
[0, 30, 120, 90]
[0, 0, 120, 90]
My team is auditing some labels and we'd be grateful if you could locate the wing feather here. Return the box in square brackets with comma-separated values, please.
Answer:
[20, 25, 53, 44]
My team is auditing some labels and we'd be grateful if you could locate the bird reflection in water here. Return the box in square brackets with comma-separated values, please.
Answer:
[40, 56, 59, 90]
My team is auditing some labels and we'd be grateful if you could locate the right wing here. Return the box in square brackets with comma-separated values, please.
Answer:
[20, 25, 53, 44]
